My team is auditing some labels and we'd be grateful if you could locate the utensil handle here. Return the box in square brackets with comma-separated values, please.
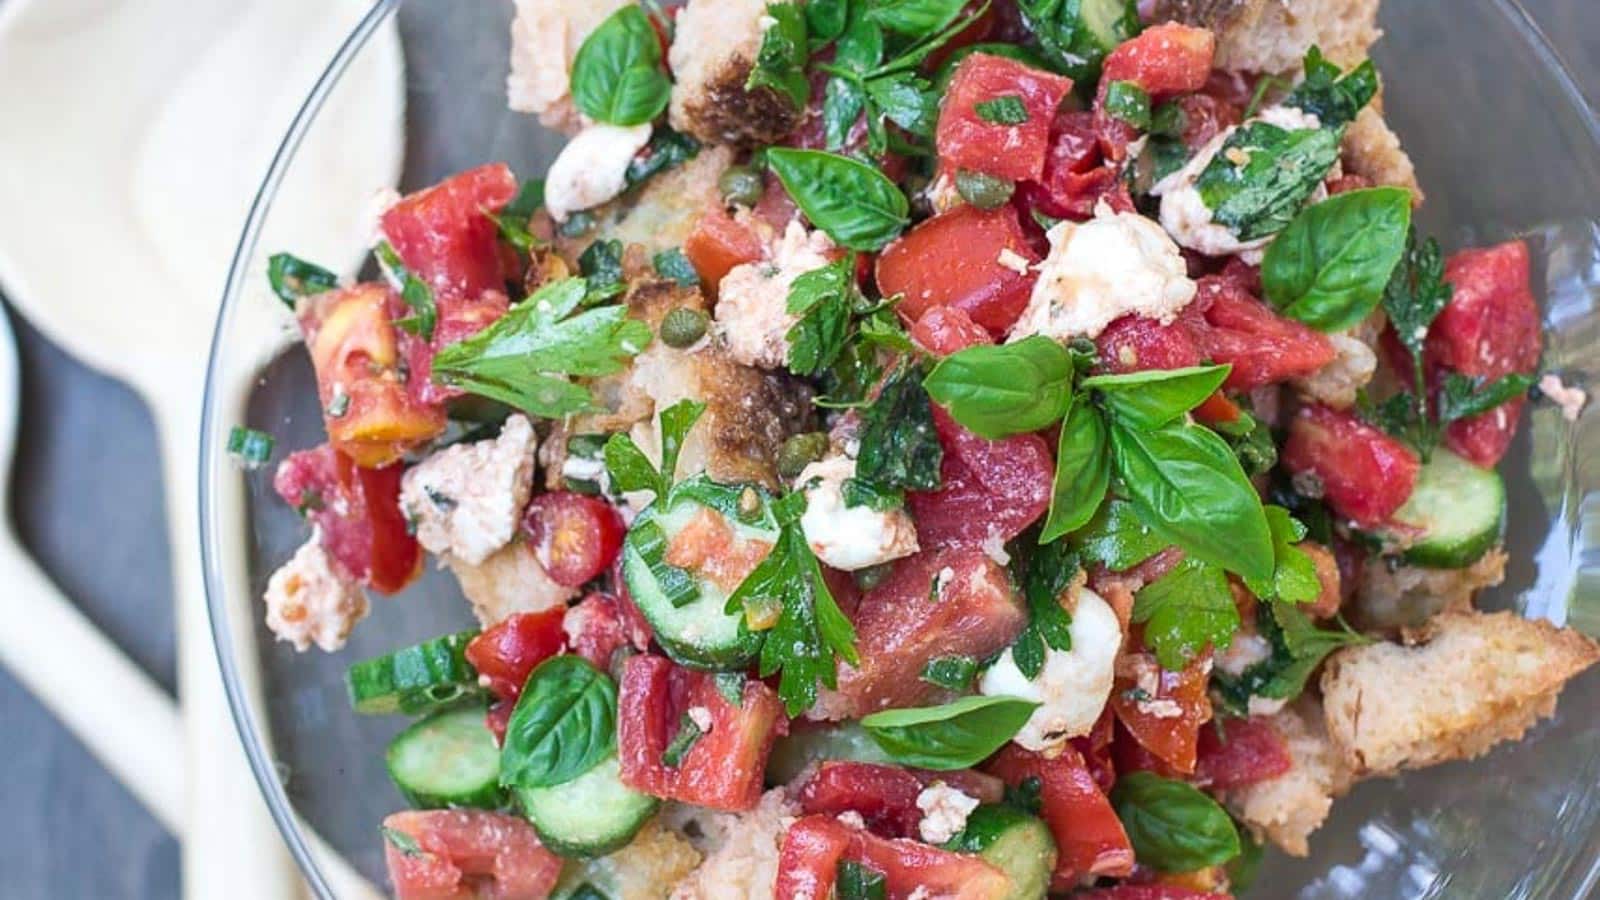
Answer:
[0, 532, 186, 833]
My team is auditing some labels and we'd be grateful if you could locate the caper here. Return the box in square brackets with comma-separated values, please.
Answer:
[954, 169, 1015, 210]
[659, 307, 709, 348]
[777, 432, 830, 480]
[718, 165, 765, 207]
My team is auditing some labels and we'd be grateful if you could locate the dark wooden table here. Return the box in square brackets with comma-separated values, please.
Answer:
[0, 1, 1593, 895]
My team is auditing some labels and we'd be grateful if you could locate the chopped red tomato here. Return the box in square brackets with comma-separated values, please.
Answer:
[617, 655, 784, 811]
[877, 204, 1041, 337]
[1072, 709, 1120, 794]
[1112, 720, 1185, 780]
[1077, 887, 1232, 900]
[1189, 274, 1337, 390]
[1193, 392, 1242, 426]
[1025, 108, 1135, 220]
[684, 206, 764, 296]
[987, 744, 1135, 888]
[521, 492, 626, 588]
[1174, 92, 1241, 150]
[1445, 399, 1528, 467]
[1194, 716, 1293, 790]
[825, 549, 1024, 718]
[274, 445, 421, 594]
[1283, 404, 1420, 527]
[1110, 651, 1213, 775]
[396, 288, 510, 408]
[463, 609, 567, 700]
[382, 809, 561, 900]
[1097, 314, 1204, 373]
[907, 406, 1052, 548]
[299, 284, 447, 467]
[937, 53, 1074, 183]
[564, 592, 649, 672]
[798, 762, 924, 838]
[1100, 24, 1216, 98]
[775, 815, 1012, 900]
[911, 306, 995, 356]
[380, 163, 519, 303]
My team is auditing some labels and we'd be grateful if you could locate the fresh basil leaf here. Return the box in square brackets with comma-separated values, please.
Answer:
[1284, 46, 1378, 129]
[267, 252, 338, 308]
[1074, 498, 1166, 572]
[1133, 557, 1239, 670]
[1241, 505, 1321, 604]
[1104, 80, 1151, 129]
[1015, 0, 1141, 81]
[625, 127, 700, 187]
[766, 148, 910, 250]
[580, 239, 628, 303]
[570, 5, 672, 126]
[806, 0, 850, 44]
[1040, 399, 1111, 542]
[1262, 187, 1412, 332]
[1438, 372, 1537, 423]
[837, 860, 888, 900]
[748, 1, 811, 109]
[854, 362, 944, 497]
[924, 336, 1078, 439]
[1111, 771, 1241, 872]
[786, 258, 859, 376]
[866, 0, 968, 35]
[653, 248, 700, 287]
[1085, 365, 1232, 431]
[431, 278, 651, 418]
[861, 695, 1041, 769]
[1008, 533, 1079, 678]
[1196, 122, 1342, 242]
[921, 655, 982, 690]
[500, 655, 617, 789]
[975, 94, 1031, 125]
[376, 241, 438, 342]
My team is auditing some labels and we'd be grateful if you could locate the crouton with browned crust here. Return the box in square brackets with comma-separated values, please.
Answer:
[668, 0, 803, 146]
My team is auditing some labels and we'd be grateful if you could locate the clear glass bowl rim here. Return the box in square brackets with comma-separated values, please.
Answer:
[197, 1, 1600, 897]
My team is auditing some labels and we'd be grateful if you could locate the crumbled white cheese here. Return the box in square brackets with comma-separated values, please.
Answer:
[980, 528, 1011, 566]
[1008, 203, 1196, 342]
[1539, 374, 1587, 422]
[715, 220, 837, 369]
[925, 172, 962, 214]
[687, 706, 715, 733]
[979, 587, 1122, 750]
[836, 810, 867, 830]
[560, 452, 611, 495]
[1247, 695, 1289, 717]
[400, 415, 538, 566]
[1216, 632, 1273, 677]
[997, 247, 1031, 274]
[915, 783, 980, 844]
[263, 532, 369, 653]
[1295, 332, 1377, 409]
[795, 454, 919, 571]
[933, 566, 956, 599]
[544, 122, 654, 222]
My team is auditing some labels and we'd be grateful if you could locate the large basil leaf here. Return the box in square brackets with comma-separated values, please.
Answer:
[1074, 498, 1167, 572]
[1132, 557, 1239, 670]
[766, 149, 909, 250]
[500, 656, 617, 789]
[1284, 47, 1378, 129]
[861, 695, 1040, 769]
[747, 2, 811, 109]
[1110, 419, 1273, 584]
[570, 6, 672, 126]
[923, 336, 1078, 439]
[1262, 187, 1411, 332]
[1196, 122, 1341, 242]
[1111, 772, 1241, 872]
[1084, 364, 1232, 430]
[1039, 399, 1110, 542]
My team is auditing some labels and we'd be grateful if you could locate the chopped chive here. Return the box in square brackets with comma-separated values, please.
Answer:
[226, 426, 275, 469]
[974, 95, 1029, 126]
[266, 253, 338, 309]
[660, 712, 704, 768]
[1104, 80, 1152, 130]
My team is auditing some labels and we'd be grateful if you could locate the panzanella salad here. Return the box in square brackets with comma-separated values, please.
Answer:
[247, 0, 1596, 897]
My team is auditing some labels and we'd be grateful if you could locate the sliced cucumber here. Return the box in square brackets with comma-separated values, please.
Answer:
[767, 722, 893, 785]
[1383, 449, 1504, 568]
[517, 755, 659, 857]
[385, 704, 506, 809]
[1076, 0, 1141, 62]
[346, 631, 481, 715]
[621, 482, 777, 670]
[942, 805, 1057, 900]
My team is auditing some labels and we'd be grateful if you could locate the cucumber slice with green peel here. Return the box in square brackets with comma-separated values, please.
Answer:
[942, 805, 1057, 900]
[346, 630, 481, 715]
[1383, 449, 1504, 568]
[1076, 0, 1141, 62]
[385, 705, 506, 809]
[767, 722, 894, 785]
[621, 482, 778, 670]
[517, 755, 659, 858]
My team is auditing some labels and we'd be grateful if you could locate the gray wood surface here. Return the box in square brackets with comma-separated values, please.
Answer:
[0, 0, 1592, 896]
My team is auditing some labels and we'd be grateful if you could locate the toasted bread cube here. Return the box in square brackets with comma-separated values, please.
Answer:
[668, 0, 803, 145]
[1215, 697, 1355, 857]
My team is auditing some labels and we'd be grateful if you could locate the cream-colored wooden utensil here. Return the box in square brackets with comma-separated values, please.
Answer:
[0, 0, 401, 896]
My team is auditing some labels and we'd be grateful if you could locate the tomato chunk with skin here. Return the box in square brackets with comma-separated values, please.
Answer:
[380, 162, 518, 303]
[987, 744, 1135, 888]
[564, 592, 650, 672]
[1097, 314, 1204, 374]
[1028, 108, 1136, 220]
[617, 655, 783, 811]
[938, 53, 1074, 183]
[911, 306, 994, 356]
[274, 444, 421, 594]
[818, 549, 1025, 719]
[464, 609, 567, 700]
[799, 762, 925, 838]
[397, 288, 511, 408]
[776, 815, 1012, 900]
[1110, 651, 1213, 775]
[683, 205, 764, 296]
[1190, 274, 1337, 390]
[1100, 24, 1216, 98]
[1445, 398, 1528, 467]
[877, 204, 1041, 337]
[521, 492, 626, 588]
[1283, 404, 1420, 527]
[382, 809, 561, 900]
[907, 406, 1053, 549]
[1194, 716, 1293, 790]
